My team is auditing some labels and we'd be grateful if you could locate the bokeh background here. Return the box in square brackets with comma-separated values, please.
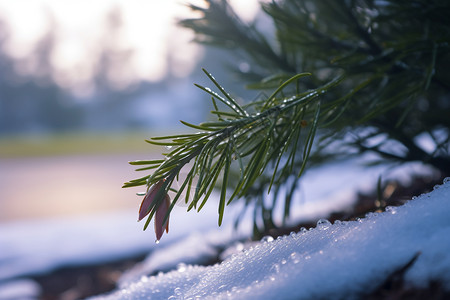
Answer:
[0, 0, 261, 223]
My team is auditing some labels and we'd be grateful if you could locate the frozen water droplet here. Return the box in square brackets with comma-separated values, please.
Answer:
[177, 263, 187, 272]
[281, 259, 287, 264]
[300, 227, 308, 233]
[235, 242, 244, 252]
[365, 212, 377, 219]
[443, 177, 450, 183]
[334, 220, 343, 225]
[271, 263, 280, 273]
[261, 235, 274, 243]
[433, 184, 441, 190]
[155, 239, 160, 244]
[289, 231, 297, 237]
[356, 217, 363, 223]
[385, 206, 397, 214]
[174, 287, 182, 295]
[290, 252, 300, 264]
[317, 218, 331, 230]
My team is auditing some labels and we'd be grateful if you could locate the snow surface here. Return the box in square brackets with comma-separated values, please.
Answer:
[0, 157, 400, 281]
[0, 158, 442, 299]
[91, 179, 450, 300]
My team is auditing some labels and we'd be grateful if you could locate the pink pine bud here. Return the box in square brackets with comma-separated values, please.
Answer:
[154, 194, 171, 241]
[138, 179, 171, 241]
[138, 179, 166, 221]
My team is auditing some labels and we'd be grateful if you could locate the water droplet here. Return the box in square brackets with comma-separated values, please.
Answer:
[155, 239, 160, 244]
[235, 242, 244, 252]
[271, 263, 280, 273]
[443, 177, 450, 183]
[290, 252, 300, 264]
[261, 235, 274, 243]
[289, 231, 297, 237]
[174, 287, 182, 295]
[281, 259, 287, 265]
[317, 218, 331, 230]
[365, 212, 377, 219]
[300, 227, 308, 233]
[334, 220, 343, 225]
[177, 263, 187, 273]
[385, 206, 397, 214]
[433, 184, 441, 190]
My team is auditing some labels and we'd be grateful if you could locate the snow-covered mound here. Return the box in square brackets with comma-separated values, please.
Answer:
[91, 179, 450, 300]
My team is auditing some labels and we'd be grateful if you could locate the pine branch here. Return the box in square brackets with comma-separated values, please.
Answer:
[123, 69, 342, 229]
[127, 0, 450, 238]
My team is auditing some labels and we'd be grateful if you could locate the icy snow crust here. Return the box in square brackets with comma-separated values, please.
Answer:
[92, 180, 450, 300]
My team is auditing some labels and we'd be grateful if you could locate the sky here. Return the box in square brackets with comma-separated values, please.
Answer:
[0, 0, 261, 95]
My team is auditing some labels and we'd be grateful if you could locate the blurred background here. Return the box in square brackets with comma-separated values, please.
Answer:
[0, 0, 261, 223]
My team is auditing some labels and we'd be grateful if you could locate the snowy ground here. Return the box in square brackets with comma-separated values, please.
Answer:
[0, 158, 446, 299]
[91, 178, 450, 300]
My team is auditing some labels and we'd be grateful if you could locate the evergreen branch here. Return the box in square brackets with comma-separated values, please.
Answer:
[124, 71, 339, 230]
[128, 0, 450, 238]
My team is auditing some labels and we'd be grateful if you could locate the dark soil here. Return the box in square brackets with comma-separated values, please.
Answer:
[30, 170, 449, 300]
[31, 255, 146, 300]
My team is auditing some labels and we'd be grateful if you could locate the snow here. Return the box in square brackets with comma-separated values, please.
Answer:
[0, 202, 228, 281]
[0, 158, 447, 299]
[0, 157, 392, 280]
[90, 178, 450, 300]
[117, 226, 245, 286]
[0, 279, 41, 300]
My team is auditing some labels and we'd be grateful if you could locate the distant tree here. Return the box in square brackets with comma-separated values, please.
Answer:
[125, 0, 450, 239]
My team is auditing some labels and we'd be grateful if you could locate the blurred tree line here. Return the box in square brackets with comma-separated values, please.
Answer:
[0, 9, 250, 137]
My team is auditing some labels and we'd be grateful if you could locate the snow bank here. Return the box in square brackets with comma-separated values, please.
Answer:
[91, 179, 450, 300]
[0, 156, 399, 283]
[0, 279, 41, 300]
[118, 226, 245, 286]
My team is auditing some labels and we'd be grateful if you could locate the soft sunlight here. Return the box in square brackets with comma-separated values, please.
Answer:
[0, 0, 260, 95]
